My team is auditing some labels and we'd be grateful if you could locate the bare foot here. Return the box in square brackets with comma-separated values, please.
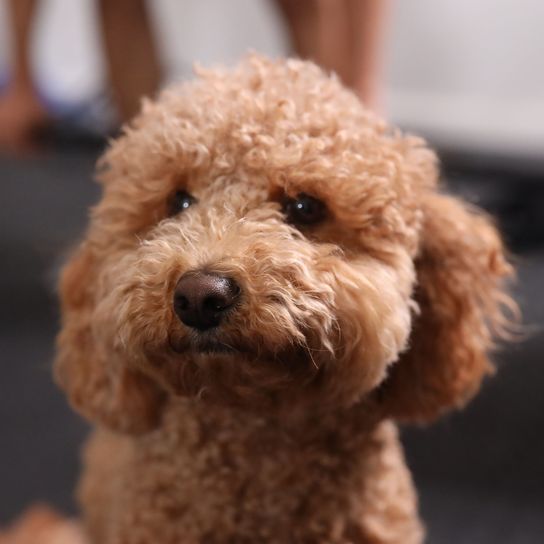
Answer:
[0, 505, 87, 544]
[0, 85, 51, 154]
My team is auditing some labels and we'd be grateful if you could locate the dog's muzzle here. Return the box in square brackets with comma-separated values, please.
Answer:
[173, 270, 240, 331]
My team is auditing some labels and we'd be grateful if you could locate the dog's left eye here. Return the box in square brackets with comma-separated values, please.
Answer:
[282, 193, 327, 226]
[169, 190, 197, 216]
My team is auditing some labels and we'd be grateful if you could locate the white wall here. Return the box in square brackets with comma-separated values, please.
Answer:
[387, 0, 544, 158]
[0, 0, 542, 158]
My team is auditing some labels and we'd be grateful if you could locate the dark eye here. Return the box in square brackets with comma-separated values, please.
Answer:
[169, 190, 197, 216]
[282, 193, 327, 225]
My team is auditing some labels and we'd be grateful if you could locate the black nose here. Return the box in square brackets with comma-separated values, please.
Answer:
[173, 271, 240, 331]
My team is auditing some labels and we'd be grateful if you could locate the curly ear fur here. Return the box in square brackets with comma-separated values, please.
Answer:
[54, 243, 164, 434]
[379, 192, 516, 423]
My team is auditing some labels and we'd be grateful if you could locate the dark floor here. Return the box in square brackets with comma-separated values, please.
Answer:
[1, 148, 543, 543]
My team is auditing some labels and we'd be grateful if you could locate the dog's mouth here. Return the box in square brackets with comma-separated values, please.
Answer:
[163, 328, 327, 400]
[168, 332, 239, 356]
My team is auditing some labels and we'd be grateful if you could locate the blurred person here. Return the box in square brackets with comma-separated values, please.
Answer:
[0, 0, 387, 154]
[0, 0, 162, 154]
[275, 0, 389, 111]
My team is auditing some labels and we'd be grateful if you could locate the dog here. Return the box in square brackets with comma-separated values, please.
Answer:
[54, 55, 515, 544]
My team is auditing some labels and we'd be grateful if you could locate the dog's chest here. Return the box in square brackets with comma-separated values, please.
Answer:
[113, 401, 404, 543]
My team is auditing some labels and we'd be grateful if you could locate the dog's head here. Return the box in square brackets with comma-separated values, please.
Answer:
[55, 56, 515, 433]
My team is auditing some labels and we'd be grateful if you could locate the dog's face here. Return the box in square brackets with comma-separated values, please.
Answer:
[55, 57, 514, 432]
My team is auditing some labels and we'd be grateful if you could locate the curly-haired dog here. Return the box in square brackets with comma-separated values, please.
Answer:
[55, 55, 515, 544]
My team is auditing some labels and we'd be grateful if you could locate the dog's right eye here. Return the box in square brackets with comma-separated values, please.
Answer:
[169, 190, 197, 216]
[282, 193, 327, 226]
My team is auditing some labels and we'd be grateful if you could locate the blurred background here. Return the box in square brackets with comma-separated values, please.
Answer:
[1, 1, 543, 542]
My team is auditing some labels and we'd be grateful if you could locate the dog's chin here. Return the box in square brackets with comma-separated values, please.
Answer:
[190, 339, 236, 355]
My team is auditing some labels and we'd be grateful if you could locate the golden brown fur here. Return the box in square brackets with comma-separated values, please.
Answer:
[54, 55, 515, 543]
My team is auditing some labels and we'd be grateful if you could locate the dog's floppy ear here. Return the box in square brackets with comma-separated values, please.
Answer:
[54, 243, 164, 434]
[378, 192, 516, 422]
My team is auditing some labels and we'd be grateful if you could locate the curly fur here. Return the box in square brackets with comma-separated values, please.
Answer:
[54, 55, 516, 543]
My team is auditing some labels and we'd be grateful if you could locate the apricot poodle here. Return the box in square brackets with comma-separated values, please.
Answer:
[51, 55, 515, 543]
